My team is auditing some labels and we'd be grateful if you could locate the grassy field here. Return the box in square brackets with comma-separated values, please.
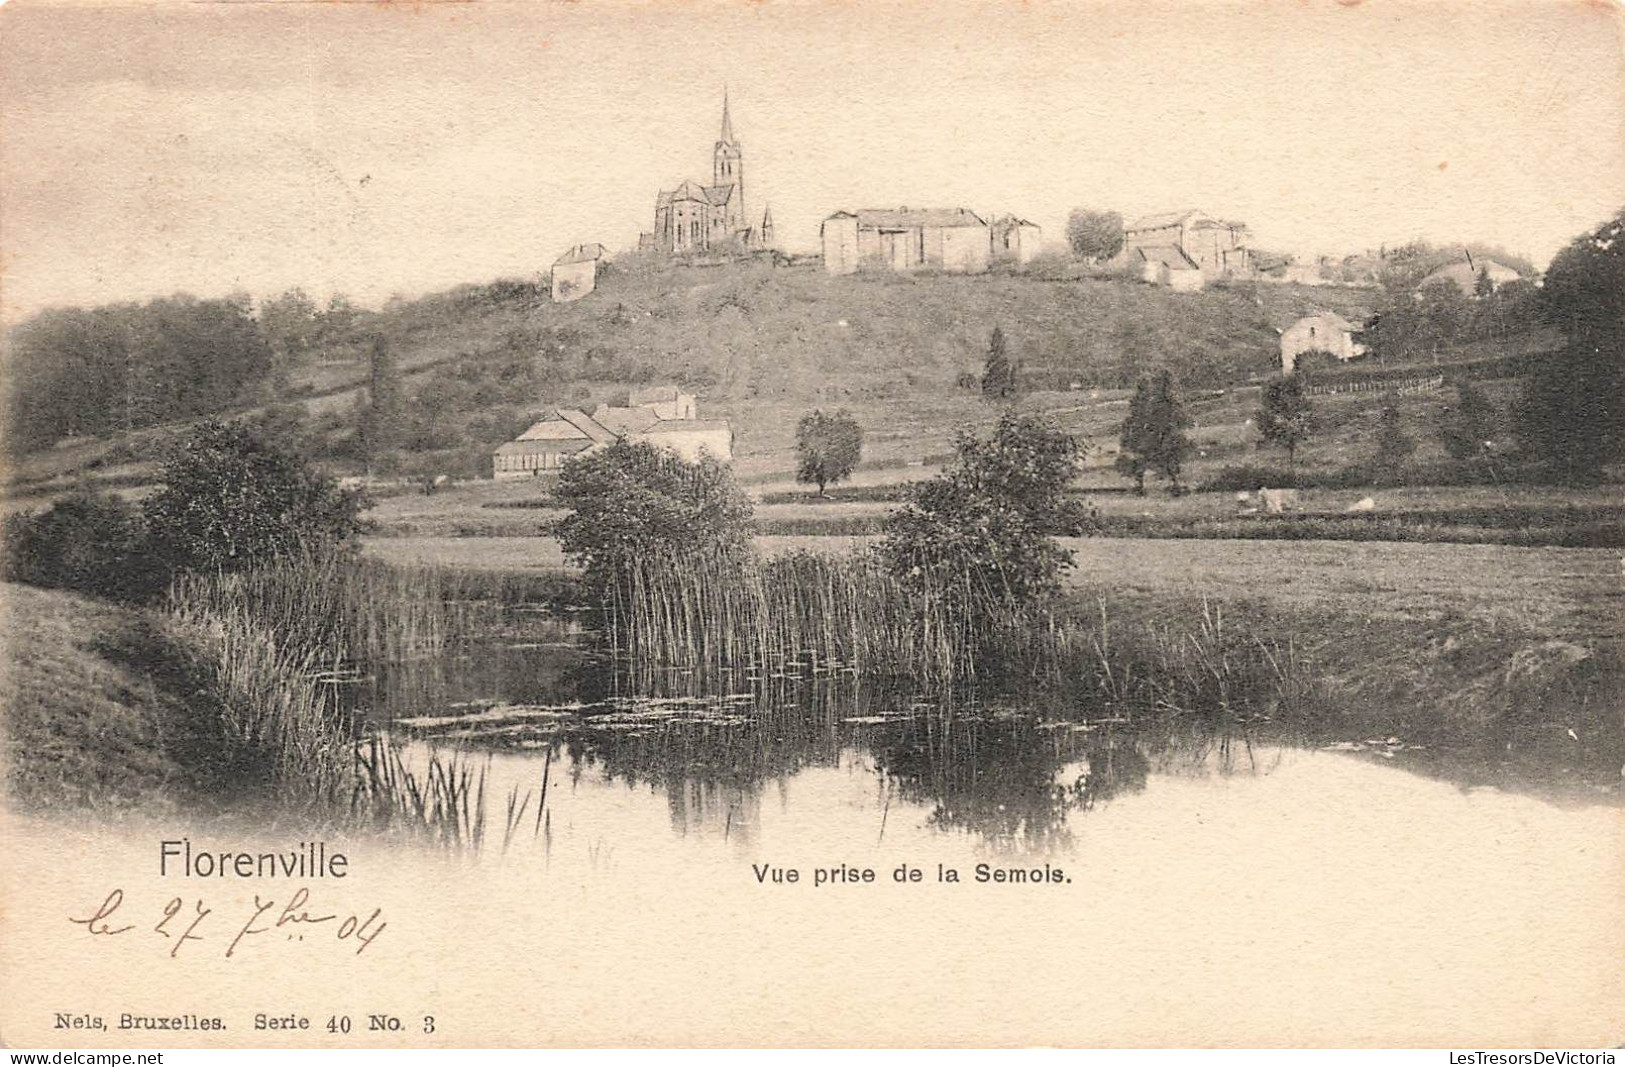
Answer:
[0, 583, 230, 813]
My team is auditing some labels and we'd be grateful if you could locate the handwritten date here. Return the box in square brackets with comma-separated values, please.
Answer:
[69, 887, 386, 959]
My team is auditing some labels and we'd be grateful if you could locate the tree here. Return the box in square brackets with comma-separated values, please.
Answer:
[981, 327, 1018, 400]
[358, 334, 402, 471]
[1256, 375, 1316, 470]
[144, 420, 366, 575]
[554, 439, 754, 597]
[258, 288, 321, 369]
[1065, 210, 1125, 262]
[1439, 381, 1496, 465]
[1473, 266, 1495, 299]
[1370, 395, 1415, 479]
[883, 412, 1091, 613]
[1115, 370, 1193, 494]
[1516, 209, 1625, 480]
[794, 409, 863, 496]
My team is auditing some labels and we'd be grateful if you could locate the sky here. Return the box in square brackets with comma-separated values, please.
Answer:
[1, 0, 1621, 321]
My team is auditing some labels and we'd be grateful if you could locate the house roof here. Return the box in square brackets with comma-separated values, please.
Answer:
[593, 405, 662, 435]
[629, 385, 683, 404]
[1136, 244, 1200, 270]
[554, 243, 607, 266]
[515, 417, 592, 442]
[641, 419, 731, 436]
[494, 438, 595, 457]
[1291, 311, 1359, 332]
[1126, 209, 1203, 232]
[554, 408, 618, 446]
[851, 208, 987, 230]
[1417, 259, 1521, 294]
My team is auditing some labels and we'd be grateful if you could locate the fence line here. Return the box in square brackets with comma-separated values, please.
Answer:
[1304, 374, 1444, 397]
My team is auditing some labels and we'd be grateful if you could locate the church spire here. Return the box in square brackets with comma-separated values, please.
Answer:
[719, 86, 735, 144]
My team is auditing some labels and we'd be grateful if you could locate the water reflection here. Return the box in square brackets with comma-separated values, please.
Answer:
[353, 615, 1621, 854]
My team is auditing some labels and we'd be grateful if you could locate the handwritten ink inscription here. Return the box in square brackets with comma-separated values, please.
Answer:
[69, 887, 387, 959]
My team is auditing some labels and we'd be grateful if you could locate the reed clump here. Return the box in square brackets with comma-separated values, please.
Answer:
[608, 549, 998, 684]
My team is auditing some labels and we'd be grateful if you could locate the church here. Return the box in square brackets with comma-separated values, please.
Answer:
[645, 93, 773, 255]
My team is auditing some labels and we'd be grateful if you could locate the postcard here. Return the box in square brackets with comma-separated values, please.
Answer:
[1, 0, 1622, 1050]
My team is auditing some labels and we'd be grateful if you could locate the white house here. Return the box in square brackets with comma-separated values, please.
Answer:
[990, 215, 1043, 265]
[1280, 311, 1366, 373]
[493, 387, 732, 480]
[551, 243, 607, 303]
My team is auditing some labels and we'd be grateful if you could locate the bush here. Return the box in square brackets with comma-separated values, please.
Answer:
[144, 419, 367, 576]
[1, 491, 167, 602]
[883, 412, 1092, 613]
[553, 440, 754, 598]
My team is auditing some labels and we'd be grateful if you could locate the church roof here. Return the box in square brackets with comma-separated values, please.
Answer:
[704, 184, 734, 205]
[719, 89, 735, 144]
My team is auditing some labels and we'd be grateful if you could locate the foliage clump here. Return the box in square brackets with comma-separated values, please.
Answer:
[883, 412, 1091, 612]
[795, 409, 863, 496]
[554, 439, 754, 597]
[1115, 370, 1192, 494]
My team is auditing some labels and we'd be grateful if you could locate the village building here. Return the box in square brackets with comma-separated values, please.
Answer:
[1415, 256, 1521, 298]
[989, 215, 1044, 265]
[1280, 311, 1367, 374]
[645, 93, 772, 255]
[1131, 244, 1205, 291]
[821, 208, 990, 275]
[1118, 209, 1252, 288]
[551, 243, 606, 303]
[492, 387, 731, 480]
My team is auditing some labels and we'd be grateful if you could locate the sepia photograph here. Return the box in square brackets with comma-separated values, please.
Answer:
[0, 0, 1621, 1052]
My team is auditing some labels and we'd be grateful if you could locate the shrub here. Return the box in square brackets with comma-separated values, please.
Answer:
[883, 412, 1091, 613]
[144, 419, 367, 576]
[0, 491, 166, 602]
[553, 439, 754, 598]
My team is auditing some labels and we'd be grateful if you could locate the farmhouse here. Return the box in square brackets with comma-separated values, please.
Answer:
[493, 388, 731, 479]
[989, 215, 1044, 265]
[1118, 209, 1252, 285]
[1280, 311, 1367, 373]
[821, 208, 990, 275]
[551, 243, 606, 303]
[1132, 244, 1205, 292]
[1416, 256, 1521, 298]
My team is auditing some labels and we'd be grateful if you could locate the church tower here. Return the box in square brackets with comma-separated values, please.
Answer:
[713, 89, 744, 234]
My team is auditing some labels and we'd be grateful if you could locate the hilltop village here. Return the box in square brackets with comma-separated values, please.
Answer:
[519, 92, 1545, 482]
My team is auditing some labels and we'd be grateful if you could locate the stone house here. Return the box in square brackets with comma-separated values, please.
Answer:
[493, 388, 731, 479]
[1280, 311, 1366, 373]
[989, 215, 1043, 265]
[1119, 209, 1251, 283]
[551, 243, 607, 303]
[821, 208, 990, 275]
[1132, 244, 1205, 292]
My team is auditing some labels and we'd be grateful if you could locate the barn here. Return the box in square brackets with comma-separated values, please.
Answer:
[821, 208, 990, 275]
